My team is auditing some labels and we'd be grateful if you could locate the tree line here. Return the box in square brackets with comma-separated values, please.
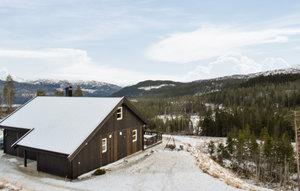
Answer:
[208, 126, 295, 186]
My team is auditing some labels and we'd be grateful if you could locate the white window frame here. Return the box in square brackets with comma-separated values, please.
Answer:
[132, 129, 137, 142]
[117, 107, 123, 120]
[101, 138, 107, 153]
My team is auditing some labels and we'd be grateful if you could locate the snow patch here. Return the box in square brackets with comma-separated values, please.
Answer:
[138, 84, 175, 91]
[81, 88, 97, 93]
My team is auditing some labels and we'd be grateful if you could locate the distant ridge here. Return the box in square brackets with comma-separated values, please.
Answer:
[113, 66, 300, 98]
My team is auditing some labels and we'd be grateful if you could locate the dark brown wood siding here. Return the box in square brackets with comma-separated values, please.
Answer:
[37, 152, 71, 178]
[3, 128, 36, 160]
[71, 103, 145, 178]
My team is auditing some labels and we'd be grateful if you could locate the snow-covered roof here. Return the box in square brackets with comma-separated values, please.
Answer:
[0, 96, 123, 155]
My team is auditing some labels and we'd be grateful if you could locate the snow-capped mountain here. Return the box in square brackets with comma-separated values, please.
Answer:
[0, 78, 121, 104]
[198, 65, 300, 82]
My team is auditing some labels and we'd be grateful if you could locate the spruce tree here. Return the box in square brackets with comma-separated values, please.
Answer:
[3, 75, 15, 112]
[74, 85, 83, 97]
[208, 141, 215, 157]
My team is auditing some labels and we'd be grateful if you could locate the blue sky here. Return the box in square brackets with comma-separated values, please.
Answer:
[0, 0, 299, 85]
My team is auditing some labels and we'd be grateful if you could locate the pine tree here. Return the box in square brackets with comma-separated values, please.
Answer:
[74, 85, 83, 97]
[217, 143, 229, 164]
[3, 75, 15, 112]
[0, 92, 3, 116]
[208, 141, 215, 158]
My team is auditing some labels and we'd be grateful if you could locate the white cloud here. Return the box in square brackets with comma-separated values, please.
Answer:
[261, 57, 289, 70]
[0, 48, 175, 85]
[55, 61, 176, 85]
[146, 25, 300, 63]
[183, 54, 290, 81]
[0, 48, 293, 85]
[0, 48, 88, 60]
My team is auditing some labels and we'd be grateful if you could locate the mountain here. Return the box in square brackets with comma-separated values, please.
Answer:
[0, 79, 121, 104]
[113, 66, 300, 98]
[112, 78, 243, 97]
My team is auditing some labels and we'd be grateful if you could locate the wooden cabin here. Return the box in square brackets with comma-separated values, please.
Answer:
[0, 96, 147, 179]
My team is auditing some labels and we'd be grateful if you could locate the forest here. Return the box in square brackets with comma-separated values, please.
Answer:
[134, 73, 300, 137]
[132, 73, 300, 186]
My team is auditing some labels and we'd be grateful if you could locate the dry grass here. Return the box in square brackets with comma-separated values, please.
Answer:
[183, 141, 267, 191]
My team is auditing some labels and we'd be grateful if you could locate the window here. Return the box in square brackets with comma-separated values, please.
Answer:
[117, 107, 123, 120]
[132, 129, 137, 142]
[101, 138, 107, 153]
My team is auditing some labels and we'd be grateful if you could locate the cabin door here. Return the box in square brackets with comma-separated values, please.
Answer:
[118, 129, 127, 159]
[107, 133, 114, 164]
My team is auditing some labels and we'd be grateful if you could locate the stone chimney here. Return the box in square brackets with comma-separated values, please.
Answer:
[65, 85, 73, 97]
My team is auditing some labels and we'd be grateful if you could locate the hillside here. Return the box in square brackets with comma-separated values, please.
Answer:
[112, 78, 243, 97]
[113, 66, 300, 98]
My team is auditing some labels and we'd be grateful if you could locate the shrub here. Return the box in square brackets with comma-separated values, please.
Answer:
[208, 141, 215, 157]
[93, 168, 106, 176]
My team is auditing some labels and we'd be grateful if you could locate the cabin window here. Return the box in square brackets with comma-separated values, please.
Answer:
[117, 107, 123, 120]
[101, 138, 107, 153]
[132, 129, 137, 142]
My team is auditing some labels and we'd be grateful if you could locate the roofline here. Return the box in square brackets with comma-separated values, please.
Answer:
[0, 125, 30, 131]
[0, 96, 37, 125]
[16, 145, 69, 157]
[11, 128, 35, 148]
[122, 97, 148, 124]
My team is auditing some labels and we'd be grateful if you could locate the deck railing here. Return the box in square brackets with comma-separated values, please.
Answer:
[144, 131, 162, 147]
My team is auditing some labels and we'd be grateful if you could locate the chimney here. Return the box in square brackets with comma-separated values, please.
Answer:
[65, 85, 73, 97]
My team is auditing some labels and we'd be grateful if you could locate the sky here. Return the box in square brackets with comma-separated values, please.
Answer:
[0, 0, 299, 86]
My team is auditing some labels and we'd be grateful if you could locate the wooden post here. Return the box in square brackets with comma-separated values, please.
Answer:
[294, 111, 300, 191]
[24, 150, 27, 167]
[142, 125, 145, 150]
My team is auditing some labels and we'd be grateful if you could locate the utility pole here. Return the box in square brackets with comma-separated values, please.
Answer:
[294, 111, 300, 191]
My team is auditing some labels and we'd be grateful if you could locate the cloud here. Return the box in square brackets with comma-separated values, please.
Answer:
[183, 54, 290, 81]
[146, 25, 300, 63]
[0, 48, 175, 85]
[261, 57, 289, 70]
[0, 48, 87, 59]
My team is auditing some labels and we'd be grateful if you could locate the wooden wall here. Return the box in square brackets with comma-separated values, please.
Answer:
[3, 128, 36, 160]
[37, 152, 71, 178]
[71, 103, 145, 178]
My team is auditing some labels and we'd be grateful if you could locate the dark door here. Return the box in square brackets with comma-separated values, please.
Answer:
[4, 129, 18, 156]
[118, 129, 127, 159]
[107, 133, 114, 164]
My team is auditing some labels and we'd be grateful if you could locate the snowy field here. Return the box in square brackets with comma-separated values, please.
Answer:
[0, 136, 269, 191]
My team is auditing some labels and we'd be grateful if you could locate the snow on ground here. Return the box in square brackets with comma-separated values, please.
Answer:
[157, 114, 201, 133]
[169, 135, 271, 191]
[157, 114, 200, 127]
[0, 137, 242, 191]
[138, 84, 175, 91]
